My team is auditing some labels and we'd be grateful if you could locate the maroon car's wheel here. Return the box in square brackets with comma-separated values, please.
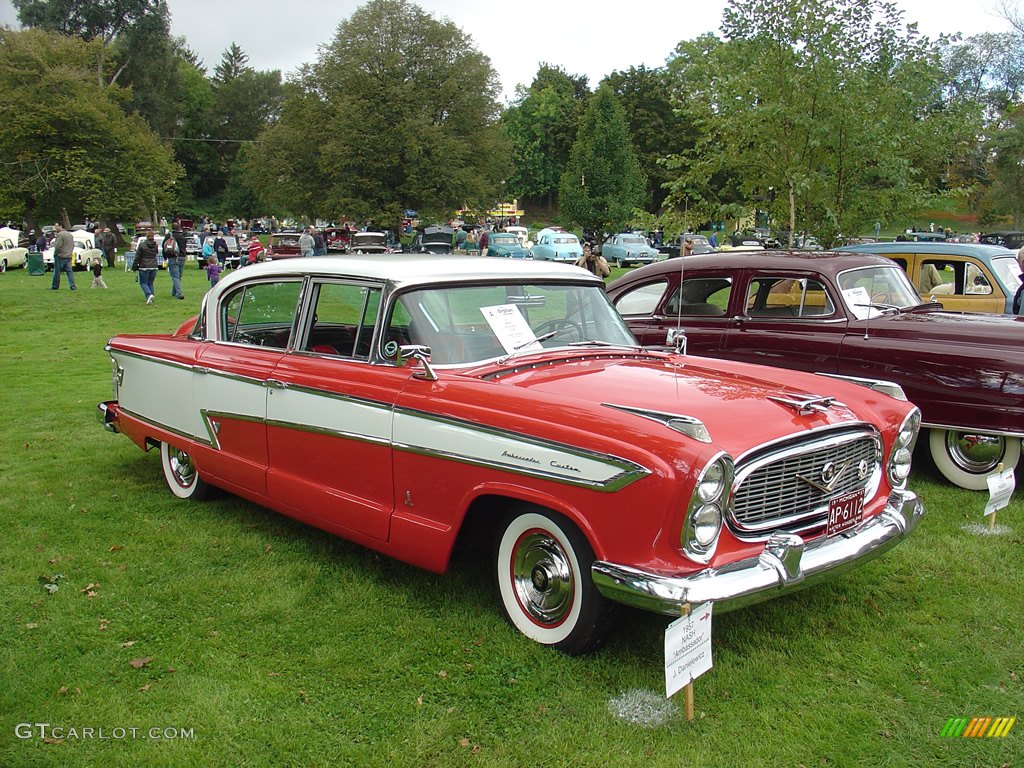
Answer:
[160, 441, 210, 500]
[928, 429, 1021, 490]
[495, 507, 613, 655]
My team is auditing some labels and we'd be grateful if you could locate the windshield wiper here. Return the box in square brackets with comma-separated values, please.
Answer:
[513, 331, 557, 351]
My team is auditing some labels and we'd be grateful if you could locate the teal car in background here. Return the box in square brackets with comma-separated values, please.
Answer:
[485, 232, 531, 259]
[600, 233, 661, 267]
[530, 227, 583, 263]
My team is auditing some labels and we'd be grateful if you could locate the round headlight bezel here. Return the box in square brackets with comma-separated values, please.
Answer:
[682, 454, 734, 562]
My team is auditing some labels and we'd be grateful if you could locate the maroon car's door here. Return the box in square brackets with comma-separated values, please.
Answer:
[613, 273, 733, 354]
[714, 272, 849, 375]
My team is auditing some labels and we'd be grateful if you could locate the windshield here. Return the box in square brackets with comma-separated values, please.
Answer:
[992, 256, 1022, 292]
[490, 235, 518, 245]
[837, 265, 922, 318]
[386, 282, 637, 366]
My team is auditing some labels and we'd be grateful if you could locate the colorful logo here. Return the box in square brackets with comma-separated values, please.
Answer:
[941, 717, 1015, 738]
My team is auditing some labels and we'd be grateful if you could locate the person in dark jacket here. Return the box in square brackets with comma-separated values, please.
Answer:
[135, 230, 160, 304]
[1014, 247, 1024, 315]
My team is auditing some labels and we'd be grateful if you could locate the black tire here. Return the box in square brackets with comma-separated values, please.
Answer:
[494, 506, 614, 654]
[160, 441, 210, 500]
[927, 429, 1020, 491]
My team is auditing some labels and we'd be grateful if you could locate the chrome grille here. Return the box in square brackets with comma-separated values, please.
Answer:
[730, 429, 881, 536]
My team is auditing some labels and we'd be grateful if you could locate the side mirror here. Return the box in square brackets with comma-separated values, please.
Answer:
[399, 344, 437, 381]
[666, 328, 687, 355]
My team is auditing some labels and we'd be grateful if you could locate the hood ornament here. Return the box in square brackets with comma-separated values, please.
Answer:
[768, 394, 841, 416]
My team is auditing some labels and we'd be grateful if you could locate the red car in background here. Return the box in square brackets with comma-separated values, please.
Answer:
[266, 231, 303, 260]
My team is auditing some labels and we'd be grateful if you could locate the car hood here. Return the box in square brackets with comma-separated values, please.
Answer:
[471, 351, 877, 454]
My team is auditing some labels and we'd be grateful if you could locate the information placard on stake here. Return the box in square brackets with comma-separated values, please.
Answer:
[985, 464, 1015, 528]
[665, 602, 713, 702]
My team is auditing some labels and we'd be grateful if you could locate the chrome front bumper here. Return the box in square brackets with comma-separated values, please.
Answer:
[592, 489, 924, 615]
[96, 401, 120, 433]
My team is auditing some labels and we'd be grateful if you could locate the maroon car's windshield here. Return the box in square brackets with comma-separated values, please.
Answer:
[836, 265, 922, 318]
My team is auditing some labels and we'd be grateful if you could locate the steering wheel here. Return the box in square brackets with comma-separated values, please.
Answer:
[534, 318, 583, 342]
[870, 291, 893, 305]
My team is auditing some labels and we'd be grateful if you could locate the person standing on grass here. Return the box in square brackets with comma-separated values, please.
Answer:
[163, 228, 186, 300]
[135, 229, 160, 304]
[99, 226, 117, 268]
[1014, 246, 1024, 315]
[90, 258, 107, 288]
[299, 227, 315, 257]
[50, 222, 77, 291]
[206, 256, 222, 289]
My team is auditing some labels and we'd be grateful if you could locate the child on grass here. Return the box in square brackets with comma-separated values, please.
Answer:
[205, 256, 221, 288]
[90, 258, 107, 289]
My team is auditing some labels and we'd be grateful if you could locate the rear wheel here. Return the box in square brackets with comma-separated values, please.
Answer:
[494, 506, 614, 655]
[160, 441, 210, 500]
[927, 429, 1020, 490]
[0, 259, 6, 272]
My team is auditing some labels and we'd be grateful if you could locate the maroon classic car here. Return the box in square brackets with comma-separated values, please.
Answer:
[607, 250, 1024, 490]
[98, 256, 923, 653]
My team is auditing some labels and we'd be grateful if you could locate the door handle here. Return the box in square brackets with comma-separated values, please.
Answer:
[266, 379, 287, 389]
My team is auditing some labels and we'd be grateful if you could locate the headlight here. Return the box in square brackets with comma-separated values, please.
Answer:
[692, 504, 722, 546]
[683, 454, 734, 561]
[888, 408, 921, 488]
[697, 461, 725, 501]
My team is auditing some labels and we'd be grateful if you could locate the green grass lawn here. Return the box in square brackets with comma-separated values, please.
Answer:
[1, 262, 1021, 767]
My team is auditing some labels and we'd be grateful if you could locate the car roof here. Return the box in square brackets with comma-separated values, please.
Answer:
[837, 242, 1015, 258]
[215, 254, 600, 291]
[621, 249, 894, 278]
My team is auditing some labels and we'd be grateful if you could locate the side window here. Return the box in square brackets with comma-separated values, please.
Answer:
[747, 277, 835, 318]
[665, 277, 731, 316]
[614, 280, 668, 316]
[302, 282, 382, 358]
[964, 262, 993, 295]
[221, 281, 302, 348]
[920, 260, 956, 295]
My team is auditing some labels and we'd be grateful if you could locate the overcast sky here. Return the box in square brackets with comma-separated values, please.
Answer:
[0, 0, 1014, 102]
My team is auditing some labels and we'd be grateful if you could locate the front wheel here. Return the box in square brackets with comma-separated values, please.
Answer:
[160, 441, 210, 500]
[494, 507, 614, 655]
[927, 429, 1021, 490]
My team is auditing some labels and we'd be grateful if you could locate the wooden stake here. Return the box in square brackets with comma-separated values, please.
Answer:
[987, 462, 1003, 528]
[681, 604, 695, 721]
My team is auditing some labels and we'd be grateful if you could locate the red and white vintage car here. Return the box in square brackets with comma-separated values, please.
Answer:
[98, 256, 924, 653]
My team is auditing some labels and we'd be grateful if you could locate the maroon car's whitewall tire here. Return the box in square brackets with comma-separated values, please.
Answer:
[160, 441, 210, 500]
[928, 429, 1021, 491]
[494, 507, 613, 655]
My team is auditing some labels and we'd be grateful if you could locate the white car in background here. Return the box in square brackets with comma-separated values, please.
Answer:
[43, 230, 101, 271]
[0, 227, 27, 271]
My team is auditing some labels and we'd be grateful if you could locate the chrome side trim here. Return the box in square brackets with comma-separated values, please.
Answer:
[921, 421, 1024, 440]
[592, 488, 925, 615]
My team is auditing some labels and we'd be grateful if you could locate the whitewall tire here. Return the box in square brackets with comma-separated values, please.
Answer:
[927, 429, 1021, 491]
[494, 507, 613, 655]
[160, 441, 210, 500]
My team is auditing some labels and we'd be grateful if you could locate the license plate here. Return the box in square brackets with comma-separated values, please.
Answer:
[826, 490, 863, 536]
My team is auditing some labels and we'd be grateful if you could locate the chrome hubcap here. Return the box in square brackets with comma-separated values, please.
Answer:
[512, 531, 573, 626]
[169, 449, 196, 488]
[946, 432, 1005, 474]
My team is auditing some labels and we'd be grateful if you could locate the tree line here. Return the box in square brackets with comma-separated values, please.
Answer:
[2, 0, 1023, 242]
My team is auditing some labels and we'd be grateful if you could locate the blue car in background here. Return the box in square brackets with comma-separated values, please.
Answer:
[600, 233, 661, 267]
[485, 232, 531, 259]
[530, 227, 583, 263]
